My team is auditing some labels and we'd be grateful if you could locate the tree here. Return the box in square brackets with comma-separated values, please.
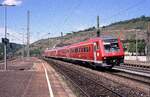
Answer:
[128, 42, 136, 55]
[138, 40, 146, 55]
[30, 49, 41, 56]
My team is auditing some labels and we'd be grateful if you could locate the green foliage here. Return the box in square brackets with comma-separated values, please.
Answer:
[128, 42, 136, 53]
[30, 48, 41, 56]
[128, 40, 146, 55]
[123, 43, 127, 51]
[138, 40, 146, 55]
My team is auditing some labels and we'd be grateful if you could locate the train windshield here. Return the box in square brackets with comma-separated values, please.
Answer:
[103, 39, 120, 52]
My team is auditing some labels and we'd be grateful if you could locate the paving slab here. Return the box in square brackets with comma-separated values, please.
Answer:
[0, 57, 76, 97]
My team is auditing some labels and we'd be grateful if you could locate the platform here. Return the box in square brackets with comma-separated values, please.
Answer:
[0, 57, 76, 97]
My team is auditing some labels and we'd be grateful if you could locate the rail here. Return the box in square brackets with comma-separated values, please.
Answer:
[45, 58, 122, 97]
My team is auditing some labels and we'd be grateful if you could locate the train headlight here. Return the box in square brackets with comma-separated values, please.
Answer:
[97, 52, 99, 56]
[103, 57, 106, 59]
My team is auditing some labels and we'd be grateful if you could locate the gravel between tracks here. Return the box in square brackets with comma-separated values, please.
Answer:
[45, 58, 150, 97]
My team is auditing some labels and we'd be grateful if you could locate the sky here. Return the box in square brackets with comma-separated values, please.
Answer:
[0, 0, 150, 44]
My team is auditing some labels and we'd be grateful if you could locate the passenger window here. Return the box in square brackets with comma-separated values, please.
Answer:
[79, 48, 80, 52]
[96, 42, 99, 50]
[86, 47, 88, 52]
[82, 48, 84, 52]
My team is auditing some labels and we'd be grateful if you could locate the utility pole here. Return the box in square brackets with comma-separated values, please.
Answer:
[97, 16, 100, 37]
[61, 32, 63, 37]
[0, 4, 16, 70]
[60, 32, 64, 46]
[22, 31, 24, 61]
[61, 32, 63, 40]
[27, 10, 30, 58]
[48, 33, 50, 48]
[146, 22, 150, 62]
[136, 29, 138, 60]
[4, 5, 7, 70]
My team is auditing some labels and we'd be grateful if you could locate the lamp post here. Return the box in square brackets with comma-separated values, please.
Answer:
[20, 28, 25, 61]
[0, 4, 16, 70]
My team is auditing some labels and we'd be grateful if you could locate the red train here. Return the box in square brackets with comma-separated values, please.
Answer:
[43, 36, 124, 68]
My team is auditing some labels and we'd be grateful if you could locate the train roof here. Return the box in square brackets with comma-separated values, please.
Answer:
[100, 35, 117, 40]
[45, 35, 119, 51]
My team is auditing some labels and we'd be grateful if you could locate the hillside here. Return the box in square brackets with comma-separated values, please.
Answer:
[29, 16, 150, 55]
[106, 16, 150, 30]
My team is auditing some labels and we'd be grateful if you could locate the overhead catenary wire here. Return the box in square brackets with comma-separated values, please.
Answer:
[59, 0, 146, 34]
[56, 1, 83, 34]
[102, 0, 147, 24]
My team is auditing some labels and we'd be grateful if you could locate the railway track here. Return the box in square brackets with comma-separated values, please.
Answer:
[0, 57, 17, 63]
[114, 64, 150, 75]
[46, 59, 122, 97]
[117, 64, 150, 73]
[113, 65, 150, 84]
[123, 62, 150, 69]
[45, 58, 149, 97]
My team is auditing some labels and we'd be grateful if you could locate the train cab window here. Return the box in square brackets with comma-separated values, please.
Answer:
[103, 39, 120, 52]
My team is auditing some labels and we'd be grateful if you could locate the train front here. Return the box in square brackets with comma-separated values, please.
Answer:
[101, 37, 124, 67]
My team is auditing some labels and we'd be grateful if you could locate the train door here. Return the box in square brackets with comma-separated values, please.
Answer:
[93, 42, 100, 62]
[93, 42, 97, 62]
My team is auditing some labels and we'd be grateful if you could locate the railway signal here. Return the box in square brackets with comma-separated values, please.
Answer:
[2, 38, 9, 45]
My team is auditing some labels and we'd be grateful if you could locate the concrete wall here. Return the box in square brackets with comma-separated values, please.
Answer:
[124, 56, 148, 61]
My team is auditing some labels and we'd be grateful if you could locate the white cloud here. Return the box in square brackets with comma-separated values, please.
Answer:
[2, 0, 22, 5]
